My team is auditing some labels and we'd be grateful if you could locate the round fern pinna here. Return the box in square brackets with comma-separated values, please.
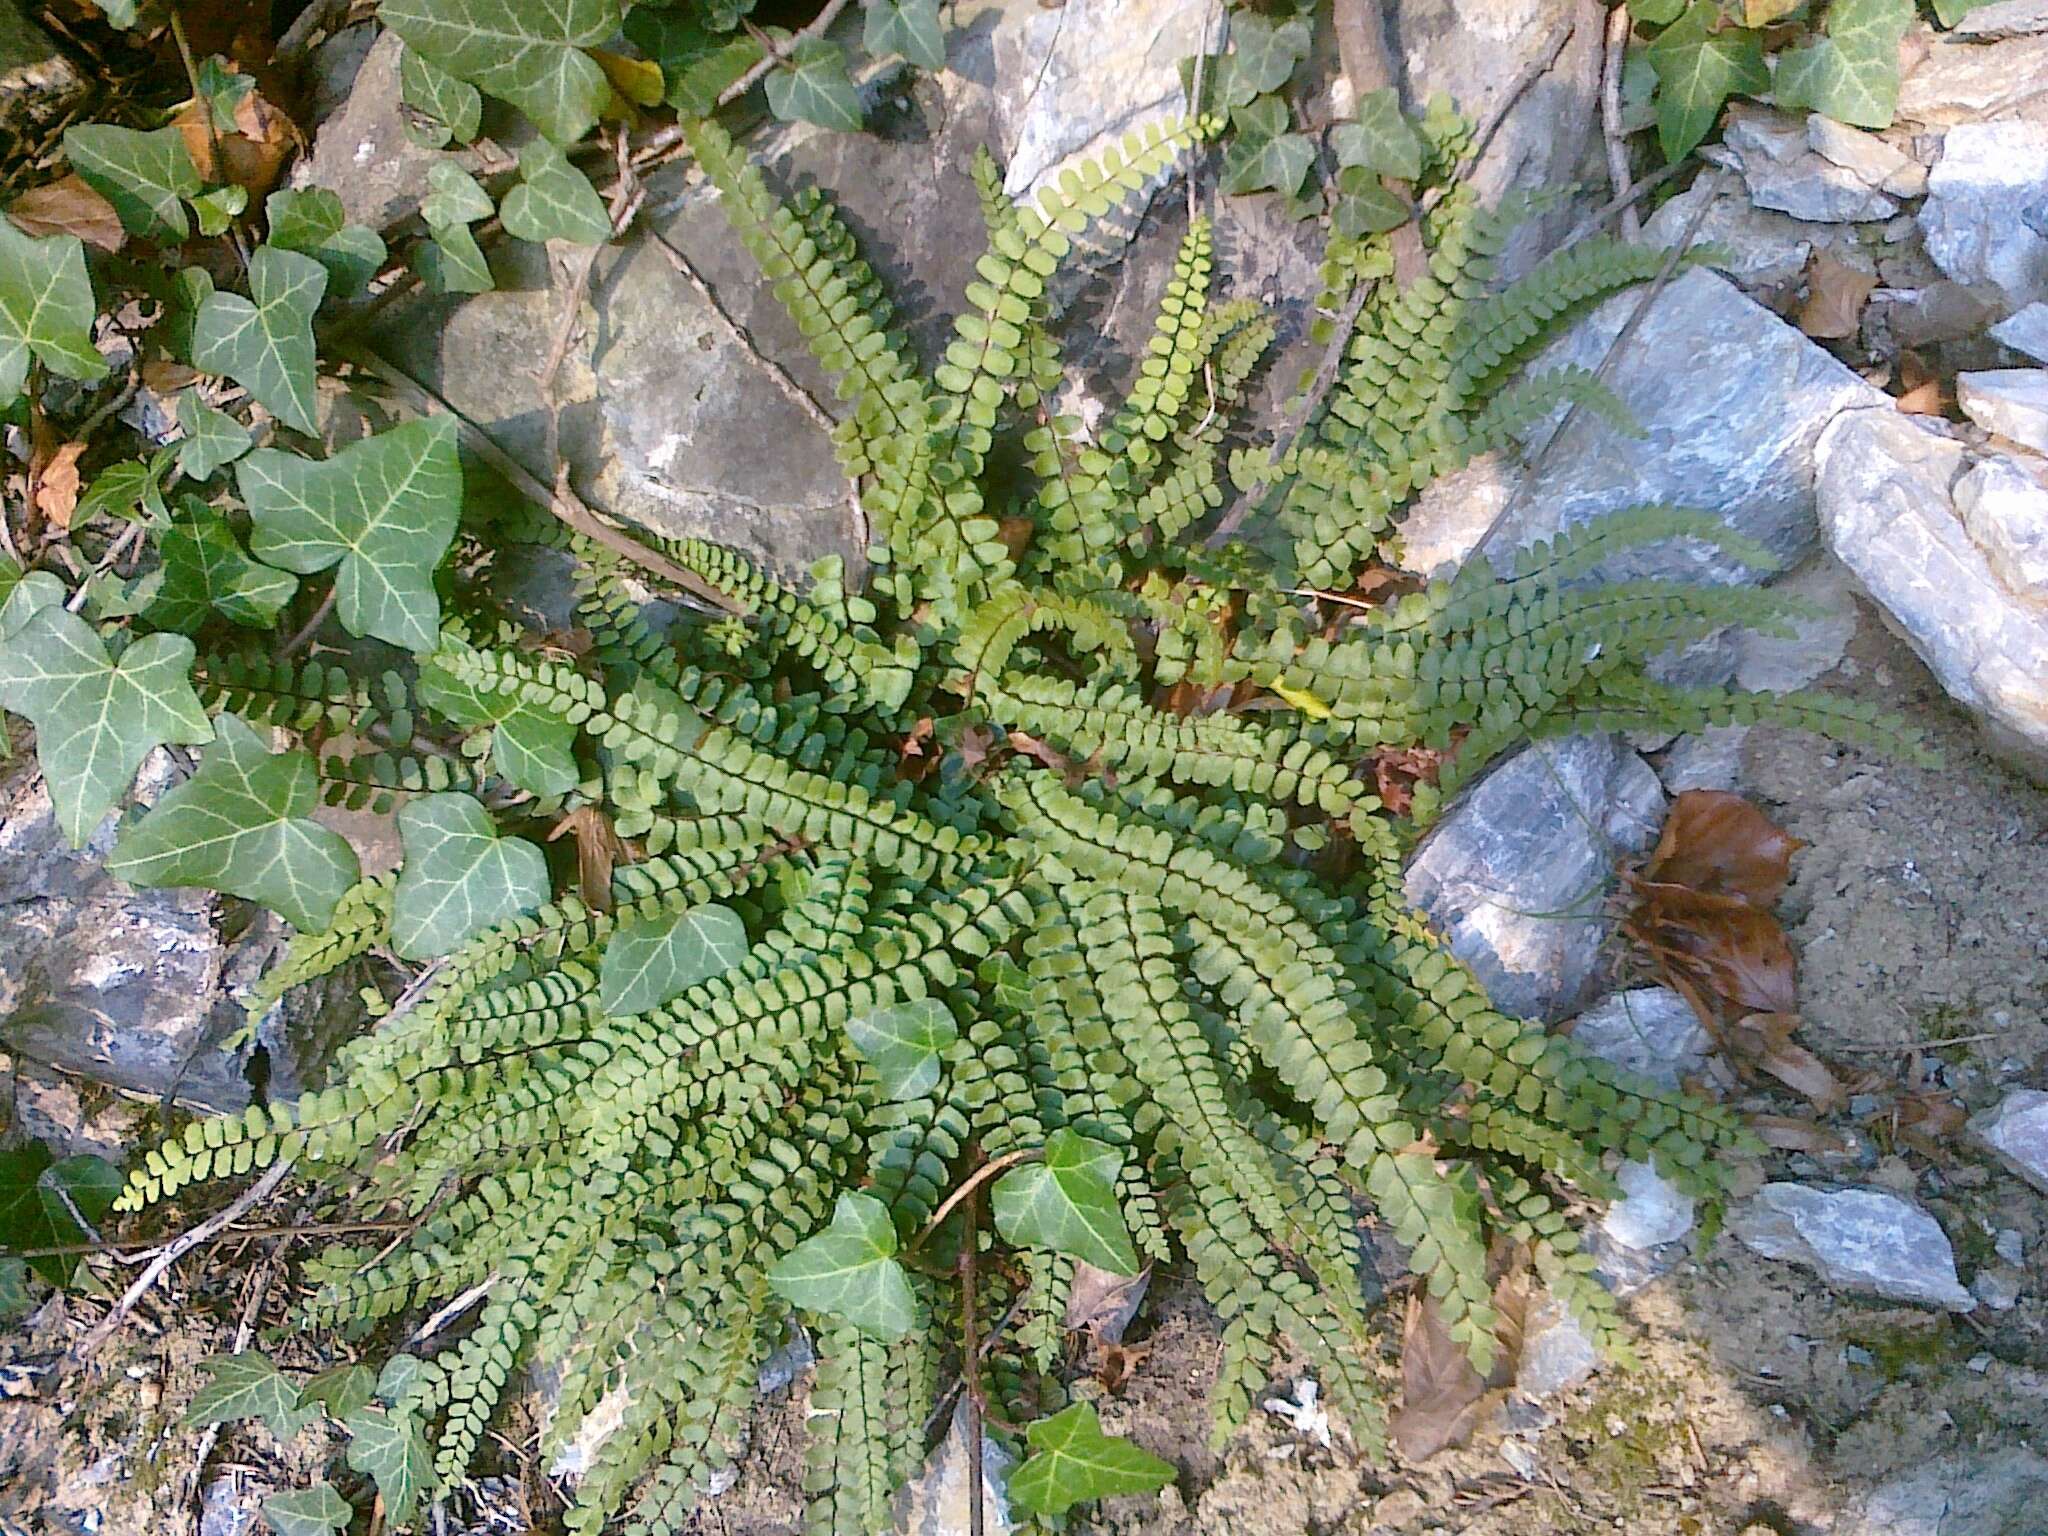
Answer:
[120, 110, 1912, 1533]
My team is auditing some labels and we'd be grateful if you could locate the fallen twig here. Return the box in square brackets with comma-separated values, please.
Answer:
[1553, 158, 1687, 254]
[1600, 5, 1643, 241]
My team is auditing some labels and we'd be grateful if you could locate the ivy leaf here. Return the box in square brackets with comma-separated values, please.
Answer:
[1009, 1402, 1175, 1518]
[419, 163, 493, 230]
[193, 245, 325, 436]
[237, 416, 462, 654]
[189, 185, 248, 239]
[379, 0, 621, 146]
[342, 1406, 434, 1523]
[0, 1144, 121, 1285]
[264, 188, 387, 296]
[109, 714, 360, 932]
[598, 902, 749, 1016]
[765, 37, 864, 133]
[417, 224, 495, 295]
[417, 661, 578, 796]
[173, 391, 252, 480]
[846, 997, 958, 1101]
[631, 17, 763, 116]
[194, 56, 256, 134]
[1646, 1, 1768, 162]
[299, 1362, 377, 1420]
[499, 138, 612, 246]
[0, 1256, 30, 1320]
[63, 124, 201, 241]
[1332, 88, 1422, 181]
[375, 1353, 426, 1406]
[88, 0, 138, 27]
[1773, 0, 1912, 129]
[1333, 166, 1410, 238]
[1219, 94, 1315, 198]
[1628, 0, 1688, 22]
[1229, 11, 1312, 96]
[398, 44, 483, 148]
[147, 500, 296, 633]
[186, 1352, 316, 1440]
[389, 792, 548, 960]
[991, 1129, 1138, 1275]
[865, 0, 946, 71]
[0, 223, 106, 404]
[0, 606, 212, 846]
[0, 569, 64, 638]
[260, 1484, 353, 1536]
[767, 1192, 916, 1339]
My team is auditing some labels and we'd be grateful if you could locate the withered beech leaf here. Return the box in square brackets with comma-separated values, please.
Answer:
[7, 175, 125, 252]
[1630, 883, 1799, 1017]
[548, 804, 630, 911]
[1644, 790, 1804, 905]
[1728, 1012, 1843, 1111]
[1389, 1293, 1492, 1462]
[1796, 251, 1877, 341]
[1064, 1260, 1151, 1346]
[1750, 1114, 1848, 1153]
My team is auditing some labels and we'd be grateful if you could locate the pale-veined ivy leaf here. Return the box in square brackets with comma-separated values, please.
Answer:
[264, 188, 387, 296]
[623, 7, 763, 115]
[765, 37, 863, 133]
[163, 265, 214, 363]
[173, 390, 252, 479]
[299, 1361, 377, 1419]
[1773, 0, 1912, 129]
[397, 43, 483, 148]
[237, 416, 462, 654]
[193, 245, 325, 436]
[0, 605, 212, 846]
[1646, 0, 1768, 161]
[1008, 1402, 1175, 1518]
[1229, 11, 1312, 96]
[194, 56, 255, 133]
[260, 1484, 353, 1536]
[374, 1353, 426, 1406]
[767, 1191, 916, 1339]
[0, 1144, 121, 1285]
[1332, 88, 1422, 181]
[186, 1352, 317, 1440]
[0, 568, 62, 638]
[416, 659, 577, 797]
[87, 0, 137, 27]
[991, 1129, 1138, 1275]
[63, 124, 201, 241]
[109, 714, 360, 932]
[846, 996, 958, 1101]
[1333, 167, 1409, 238]
[598, 902, 748, 1016]
[1628, 0, 1687, 22]
[191, 183, 246, 239]
[417, 223, 495, 294]
[75, 447, 174, 527]
[0, 223, 107, 404]
[389, 792, 547, 960]
[342, 1406, 434, 1522]
[0, 1256, 30, 1320]
[419, 163, 493, 229]
[147, 500, 297, 632]
[379, 0, 620, 146]
[1219, 94, 1315, 197]
[865, 0, 945, 71]
[498, 138, 612, 246]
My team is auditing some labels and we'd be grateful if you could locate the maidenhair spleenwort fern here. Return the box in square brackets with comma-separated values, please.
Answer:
[120, 111, 1918, 1533]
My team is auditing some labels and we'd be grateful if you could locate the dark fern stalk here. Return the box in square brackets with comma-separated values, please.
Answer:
[122, 110, 1921, 1535]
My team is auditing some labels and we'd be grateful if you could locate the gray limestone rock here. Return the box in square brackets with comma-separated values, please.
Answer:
[291, 29, 476, 232]
[1815, 408, 2048, 780]
[1656, 726, 1748, 793]
[1956, 452, 2048, 600]
[1601, 1160, 1695, 1251]
[1514, 1294, 1599, 1398]
[893, 1401, 1016, 1536]
[0, 0, 80, 137]
[1953, 0, 2048, 36]
[1837, 1451, 2048, 1536]
[1992, 300, 2048, 361]
[1959, 368, 2048, 453]
[1565, 987, 1712, 1091]
[1717, 106, 1899, 223]
[1643, 175, 1821, 291]
[1971, 1088, 2048, 1192]
[1405, 736, 1665, 1023]
[1919, 122, 2048, 302]
[1806, 114, 1929, 199]
[1731, 1183, 1976, 1311]
[1897, 33, 2048, 126]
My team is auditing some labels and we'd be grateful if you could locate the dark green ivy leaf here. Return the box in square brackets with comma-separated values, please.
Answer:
[1219, 94, 1315, 198]
[622, 8, 764, 115]
[417, 224, 495, 294]
[865, 0, 946, 71]
[1009, 1402, 1175, 1518]
[63, 124, 201, 241]
[238, 416, 462, 654]
[991, 1129, 1139, 1275]
[109, 714, 361, 932]
[260, 1484, 353, 1536]
[499, 138, 613, 246]
[397, 43, 483, 148]
[1646, 1, 1768, 161]
[186, 1352, 317, 1440]
[0, 1255, 30, 1319]
[768, 1192, 917, 1339]
[193, 245, 326, 436]
[764, 36, 863, 133]
[0, 223, 107, 404]
[379, 0, 621, 145]
[173, 391, 252, 480]
[146, 498, 296, 632]
[389, 792, 548, 959]
[1773, 0, 1912, 129]
[194, 56, 255, 134]
[1332, 88, 1422, 181]
[189, 185, 248, 239]
[342, 1406, 434, 1522]
[264, 188, 387, 296]
[0, 605, 212, 846]
[598, 902, 749, 1016]
[1227, 11, 1313, 97]
[0, 1144, 121, 1286]
[1332, 166, 1409, 238]
[299, 1362, 377, 1420]
[1628, 0, 1687, 23]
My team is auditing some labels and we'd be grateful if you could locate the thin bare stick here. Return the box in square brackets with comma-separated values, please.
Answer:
[912, 1146, 1039, 1251]
[1833, 1031, 2006, 1054]
[330, 342, 744, 615]
[1600, 6, 1642, 241]
[1554, 158, 1686, 254]
[15, 1216, 412, 1260]
[64, 521, 146, 612]
[72, 1159, 293, 1361]
[961, 1179, 985, 1536]
[277, 584, 337, 658]
[410, 1271, 498, 1344]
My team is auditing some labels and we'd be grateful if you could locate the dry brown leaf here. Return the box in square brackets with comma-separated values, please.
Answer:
[1064, 1261, 1151, 1346]
[1629, 883, 1799, 1017]
[1890, 1090, 1968, 1159]
[141, 359, 202, 393]
[1726, 1012, 1844, 1111]
[1371, 743, 1448, 818]
[175, 84, 296, 199]
[548, 804, 633, 911]
[33, 442, 86, 531]
[1797, 252, 1878, 341]
[7, 175, 124, 252]
[994, 514, 1036, 563]
[1644, 790, 1804, 904]
[1894, 351, 1947, 416]
[1008, 729, 1083, 784]
[1389, 1295, 1492, 1462]
[955, 722, 996, 775]
[1749, 1114, 1848, 1154]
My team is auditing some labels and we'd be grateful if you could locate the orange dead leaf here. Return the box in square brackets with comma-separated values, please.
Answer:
[1749, 1114, 1848, 1154]
[1888, 1089, 1968, 1159]
[33, 442, 86, 531]
[1008, 729, 1081, 783]
[1796, 252, 1877, 341]
[175, 83, 296, 199]
[1894, 351, 1946, 416]
[1726, 1012, 1844, 1111]
[1644, 790, 1804, 905]
[1390, 1294, 1490, 1462]
[548, 804, 633, 911]
[1371, 744, 1448, 817]
[897, 715, 938, 782]
[8, 175, 124, 252]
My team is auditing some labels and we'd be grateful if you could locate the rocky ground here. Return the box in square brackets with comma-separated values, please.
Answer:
[4, 0, 2048, 1533]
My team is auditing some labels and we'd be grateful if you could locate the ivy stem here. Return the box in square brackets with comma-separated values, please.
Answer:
[912, 1145, 1038, 1254]
[277, 584, 337, 658]
[960, 1170, 986, 1536]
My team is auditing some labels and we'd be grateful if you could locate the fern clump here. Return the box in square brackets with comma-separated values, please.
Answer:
[118, 111, 1902, 1533]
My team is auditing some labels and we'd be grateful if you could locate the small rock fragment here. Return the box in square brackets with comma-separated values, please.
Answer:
[1971, 1089, 2048, 1192]
[1514, 1295, 1599, 1398]
[1956, 453, 2048, 599]
[1996, 1227, 2026, 1264]
[1992, 301, 2048, 362]
[1566, 988, 1713, 1091]
[1602, 1161, 1696, 1251]
[1918, 123, 2048, 301]
[1807, 115, 1928, 198]
[1839, 1450, 2048, 1536]
[1959, 370, 2048, 454]
[1731, 1183, 1977, 1311]
[1720, 106, 1898, 223]
[1974, 1267, 2022, 1311]
[893, 1401, 1016, 1536]
[756, 1326, 815, 1396]
[1898, 33, 2048, 126]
